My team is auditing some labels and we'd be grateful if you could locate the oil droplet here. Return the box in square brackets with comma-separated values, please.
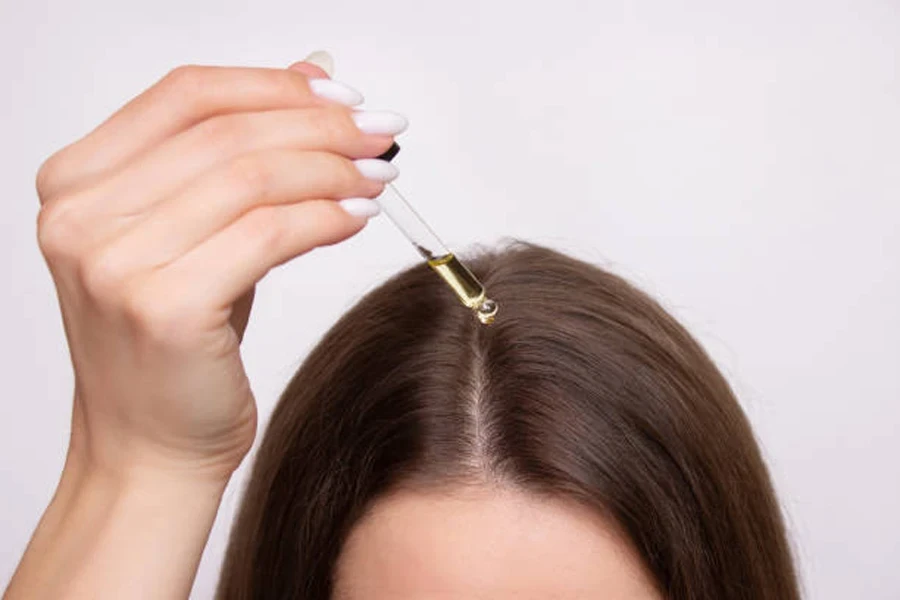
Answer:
[476, 298, 498, 325]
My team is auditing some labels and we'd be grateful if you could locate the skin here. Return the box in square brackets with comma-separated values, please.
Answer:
[4, 57, 394, 599]
[334, 486, 662, 600]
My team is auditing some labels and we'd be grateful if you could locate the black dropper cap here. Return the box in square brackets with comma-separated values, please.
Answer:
[377, 142, 400, 163]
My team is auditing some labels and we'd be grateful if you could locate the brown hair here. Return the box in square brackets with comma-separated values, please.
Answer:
[216, 241, 799, 599]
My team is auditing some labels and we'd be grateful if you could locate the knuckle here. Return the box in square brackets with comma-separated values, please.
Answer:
[79, 244, 131, 303]
[35, 154, 63, 199]
[268, 69, 312, 103]
[226, 155, 273, 198]
[195, 114, 251, 152]
[313, 105, 358, 146]
[334, 154, 365, 187]
[306, 152, 366, 198]
[36, 197, 82, 261]
[163, 64, 204, 87]
[161, 64, 208, 107]
[36, 143, 83, 200]
[333, 153, 372, 195]
[244, 207, 286, 256]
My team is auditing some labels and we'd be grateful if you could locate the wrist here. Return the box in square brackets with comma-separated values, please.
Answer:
[65, 407, 244, 492]
[57, 444, 232, 511]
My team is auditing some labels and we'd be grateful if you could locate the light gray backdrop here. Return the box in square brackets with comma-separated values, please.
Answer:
[1, 0, 898, 597]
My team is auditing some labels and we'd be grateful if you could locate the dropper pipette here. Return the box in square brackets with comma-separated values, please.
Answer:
[374, 143, 498, 325]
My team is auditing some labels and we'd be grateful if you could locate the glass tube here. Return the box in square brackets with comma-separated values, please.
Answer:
[375, 183, 498, 325]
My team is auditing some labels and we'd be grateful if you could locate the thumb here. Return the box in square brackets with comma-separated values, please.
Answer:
[288, 50, 335, 79]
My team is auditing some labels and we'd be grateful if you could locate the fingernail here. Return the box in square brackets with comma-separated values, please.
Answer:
[339, 198, 382, 218]
[303, 50, 335, 77]
[308, 79, 364, 107]
[352, 111, 409, 135]
[353, 158, 399, 182]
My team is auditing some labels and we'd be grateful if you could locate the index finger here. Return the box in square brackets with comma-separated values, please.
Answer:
[38, 62, 360, 198]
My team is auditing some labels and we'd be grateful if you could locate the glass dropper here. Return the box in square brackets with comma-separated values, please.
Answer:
[373, 143, 498, 325]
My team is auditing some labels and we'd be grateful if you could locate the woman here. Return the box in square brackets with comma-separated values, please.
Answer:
[4, 52, 799, 599]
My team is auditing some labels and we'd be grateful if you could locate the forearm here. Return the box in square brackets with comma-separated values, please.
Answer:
[4, 447, 227, 599]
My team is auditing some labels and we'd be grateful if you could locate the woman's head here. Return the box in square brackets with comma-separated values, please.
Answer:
[217, 242, 799, 599]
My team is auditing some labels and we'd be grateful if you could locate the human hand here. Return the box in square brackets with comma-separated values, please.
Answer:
[34, 55, 406, 483]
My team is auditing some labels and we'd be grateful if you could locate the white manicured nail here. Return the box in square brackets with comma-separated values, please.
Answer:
[308, 79, 364, 107]
[352, 111, 409, 135]
[303, 50, 335, 77]
[354, 158, 399, 182]
[339, 198, 381, 218]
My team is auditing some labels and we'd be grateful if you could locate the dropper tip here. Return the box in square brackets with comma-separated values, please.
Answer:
[475, 298, 499, 325]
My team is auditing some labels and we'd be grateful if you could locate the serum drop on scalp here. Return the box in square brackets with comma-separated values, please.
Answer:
[374, 143, 499, 325]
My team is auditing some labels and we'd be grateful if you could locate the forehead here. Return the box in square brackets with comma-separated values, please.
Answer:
[332, 486, 661, 600]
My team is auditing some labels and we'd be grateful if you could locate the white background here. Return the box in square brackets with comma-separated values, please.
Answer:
[1, 0, 898, 597]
